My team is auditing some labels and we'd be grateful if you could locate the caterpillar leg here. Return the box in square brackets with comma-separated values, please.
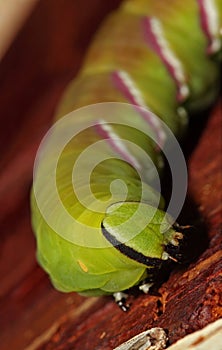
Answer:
[138, 264, 164, 294]
[138, 273, 159, 294]
[113, 292, 130, 312]
[139, 281, 154, 294]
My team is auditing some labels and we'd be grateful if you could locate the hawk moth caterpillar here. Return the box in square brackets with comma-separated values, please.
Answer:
[31, 0, 221, 311]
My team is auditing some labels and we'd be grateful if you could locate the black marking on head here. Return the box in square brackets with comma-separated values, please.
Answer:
[166, 223, 192, 263]
[101, 222, 163, 268]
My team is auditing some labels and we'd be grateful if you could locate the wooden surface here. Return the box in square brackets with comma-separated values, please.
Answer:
[0, 0, 39, 59]
[0, 1, 221, 350]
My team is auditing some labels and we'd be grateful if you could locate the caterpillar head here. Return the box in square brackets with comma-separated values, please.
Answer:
[101, 201, 185, 268]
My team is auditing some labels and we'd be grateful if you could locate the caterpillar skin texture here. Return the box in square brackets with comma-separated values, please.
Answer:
[31, 0, 221, 299]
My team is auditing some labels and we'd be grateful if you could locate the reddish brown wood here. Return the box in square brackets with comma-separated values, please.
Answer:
[0, 1, 221, 350]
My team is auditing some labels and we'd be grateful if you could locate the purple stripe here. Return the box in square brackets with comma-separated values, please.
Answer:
[95, 122, 141, 169]
[197, 0, 218, 54]
[142, 17, 187, 102]
[112, 71, 166, 149]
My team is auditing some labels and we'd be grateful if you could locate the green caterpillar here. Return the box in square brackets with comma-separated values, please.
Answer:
[31, 0, 221, 311]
